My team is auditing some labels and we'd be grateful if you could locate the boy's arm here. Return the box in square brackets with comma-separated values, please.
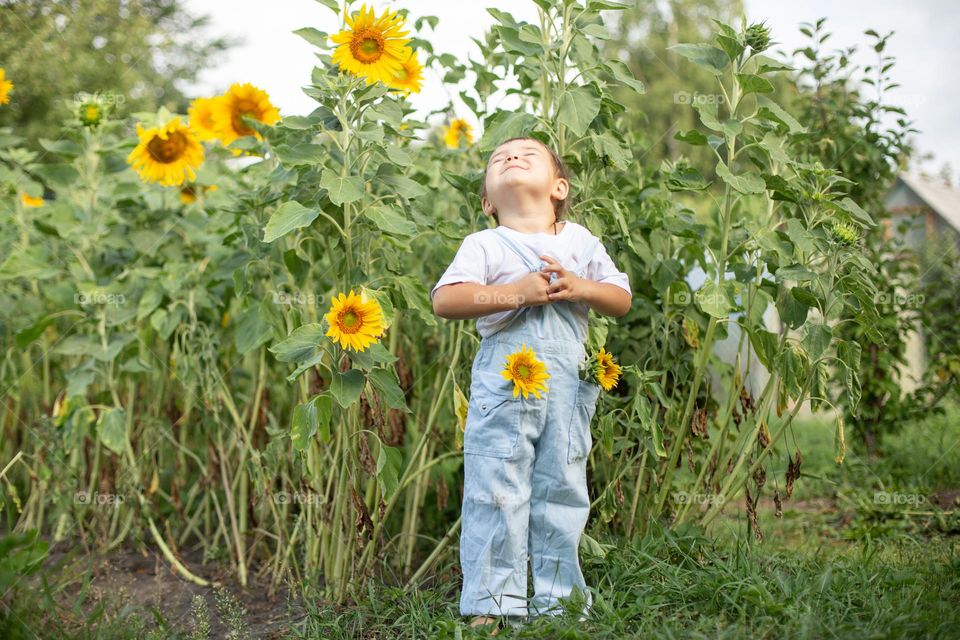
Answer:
[432, 282, 523, 320]
[539, 255, 632, 318]
[578, 281, 632, 318]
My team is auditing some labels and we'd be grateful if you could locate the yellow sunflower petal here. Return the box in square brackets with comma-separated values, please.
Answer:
[126, 117, 205, 187]
[0, 68, 12, 105]
[501, 344, 550, 399]
[330, 3, 412, 86]
[324, 289, 386, 352]
[210, 83, 280, 147]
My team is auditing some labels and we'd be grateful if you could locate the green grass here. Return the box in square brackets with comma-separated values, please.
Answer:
[288, 523, 959, 639]
[3, 403, 959, 639]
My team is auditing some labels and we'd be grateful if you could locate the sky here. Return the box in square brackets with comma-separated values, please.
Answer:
[184, 0, 960, 179]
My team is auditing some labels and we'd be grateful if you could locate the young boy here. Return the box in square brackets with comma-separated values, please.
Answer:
[431, 136, 632, 632]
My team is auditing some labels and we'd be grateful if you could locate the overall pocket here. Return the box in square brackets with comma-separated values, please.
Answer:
[568, 379, 601, 463]
[463, 370, 521, 458]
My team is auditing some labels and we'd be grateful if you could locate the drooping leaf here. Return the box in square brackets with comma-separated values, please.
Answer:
[263, 201, 321, 243]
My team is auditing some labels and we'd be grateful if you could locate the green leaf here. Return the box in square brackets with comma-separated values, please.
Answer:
[263, 201, 320, 243]
[362, 206, 416, 237]
[832, 197, 876, 227]
[367, 367, 409, 412]
[494, 25, 542, 57]
[34, 163, 79, 188]
[376, 173, 426, 199]
[747, 326, 779, 368]
[479, 111, 538, 152]
[392, 275, 437, 327]
[775, 264, 816, 282]
[235, 306, 273, 355]
[603, 59, 646, 93]
[330, 369, 365, 408]
[293, 27, 329, 48]
[756, 96, 805, 133]
[557, 84, 601, 137]
[695, 281, 734, 318]
[674, 129, 709, 146]
[15, 314, 57, 348]
[97, 408, 127, 456]
[270, 324, 326, 363]
[735, 73, 775, 95]
[590, 131, 633, 169]
[776, 286, 809, 329]
[312, 0, 340, 15]
[315, 394, 334, 443]
[802, 323, 832, 360]
[668, 43, 730, 75]
[320, 170, 365, 206]
[716, 161, 766, 195]
[290, 399, 318, 451]
[838, 340, 862, 413]
[376, 443, 403, 500]
[0, 248, 59, 281]
[273, 143, 326, 166]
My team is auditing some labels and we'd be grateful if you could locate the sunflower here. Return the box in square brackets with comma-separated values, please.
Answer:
[331, 4, 412, 86]
[210, 83, 280, 147]
[501, 344, 550, 399]
[179, 183, 217, 204]
[324, 289, 386, 352]
[0, 68, 12, 105]
[188, 96, 223, 142]
[388, 49, 423, 95]
[76, 98, 105, 128]
[20, 192, 43, 208]
[443, 118, 474, 149]
[127, 117, 205, 187]
[591, 347, 622, 391]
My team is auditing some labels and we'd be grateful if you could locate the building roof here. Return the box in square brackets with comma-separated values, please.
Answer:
[891, 173, 960, 233]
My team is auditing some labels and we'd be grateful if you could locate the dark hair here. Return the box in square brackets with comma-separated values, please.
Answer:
[479, 136, 571, 225]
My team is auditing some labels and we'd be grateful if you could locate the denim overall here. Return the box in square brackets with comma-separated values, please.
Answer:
[460, 227, 603, 620]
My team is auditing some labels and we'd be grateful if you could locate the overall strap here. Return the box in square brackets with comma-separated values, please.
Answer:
[492, 227, 542, 272]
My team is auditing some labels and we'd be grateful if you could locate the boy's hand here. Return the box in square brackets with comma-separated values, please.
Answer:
[513, 271, 553, 307]
[539, 255, 589, 303]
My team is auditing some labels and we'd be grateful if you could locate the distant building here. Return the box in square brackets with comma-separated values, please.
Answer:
[883, 173, 960, 389]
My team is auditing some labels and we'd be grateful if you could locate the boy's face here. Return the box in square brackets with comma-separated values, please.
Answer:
[481, 139, 567, 217]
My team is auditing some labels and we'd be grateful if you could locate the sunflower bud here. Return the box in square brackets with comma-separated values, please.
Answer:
[829, 220, 859, 246]
[78, 100, 104, 128]
[744, 22, 771, 53]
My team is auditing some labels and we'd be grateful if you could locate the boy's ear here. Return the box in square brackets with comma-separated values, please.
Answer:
[551, 177, 569, 201]
[481, 195, 496, 216]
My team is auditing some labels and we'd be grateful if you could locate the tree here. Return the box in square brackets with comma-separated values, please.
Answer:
[0, 0, 232, 153]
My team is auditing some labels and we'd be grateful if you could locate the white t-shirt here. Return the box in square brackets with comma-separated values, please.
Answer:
[430, 221, 631, 338]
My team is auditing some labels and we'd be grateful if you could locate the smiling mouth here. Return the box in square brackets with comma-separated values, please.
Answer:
[502, 164, 526, 173]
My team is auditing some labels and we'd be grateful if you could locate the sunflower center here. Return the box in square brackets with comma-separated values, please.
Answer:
[147, 131, 188, 163]
[516, 364, 531, 380]
[351, 29, 385, 63]
[231, 100, 259, 135]
[83, 105, 100, 122]
[339, 310, 361, 333]
[394, 66, 409, 81]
